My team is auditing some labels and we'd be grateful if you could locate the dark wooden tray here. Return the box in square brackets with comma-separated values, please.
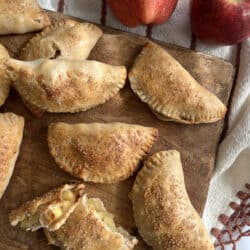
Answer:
[0, 12, 234, 249]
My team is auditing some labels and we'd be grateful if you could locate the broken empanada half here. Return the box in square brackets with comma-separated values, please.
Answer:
[9, 183, 85, 232]
[0, 44, 11, 107]
[0, 0, 50, 35]
[48, 122, 158, 183]
[0, 113, 24, 200]
[129, 42, 227, 124]
[44, 195, 138, 250]
[6, 58, 127, 114]
[131, 150, 214, 250]
[19, 19, 103, 60]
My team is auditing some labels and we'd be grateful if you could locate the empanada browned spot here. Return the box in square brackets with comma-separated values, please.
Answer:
[19, 19, 103, 60]
[0, 113, 24, 200]
[6, 58, 127, 114]
[131, 150, 214, 250]
[48, 122, 158, 183]
[129, 42, 227, 124]
[0, 0, 50, 35]
[0, 44, 11, 107]
[44, 195, 138, 250]
[9, 184, 85, 232]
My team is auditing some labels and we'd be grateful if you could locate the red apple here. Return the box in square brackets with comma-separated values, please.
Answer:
[191, 0, 250, 45]
[107, 0, 178, 27]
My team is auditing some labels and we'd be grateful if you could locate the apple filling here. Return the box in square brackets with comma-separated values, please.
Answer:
[82, 196, 138, 249]
[20, 190, 76, 231]
[20, 213, 40, 230]
[84, 197, 117, 232]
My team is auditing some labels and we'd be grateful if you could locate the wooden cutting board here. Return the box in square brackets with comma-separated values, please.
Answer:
[0, 12, 234, 249]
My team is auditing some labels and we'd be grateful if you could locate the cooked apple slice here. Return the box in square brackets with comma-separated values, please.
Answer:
[45, 195, 138, 250]
[9, 184, 85, 232]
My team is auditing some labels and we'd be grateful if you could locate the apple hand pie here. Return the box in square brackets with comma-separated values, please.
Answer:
[44, 195, 138, 250]
[0, 44, 11, 107]
[131, 150, 214, 250]
[6, 58, 127, 114]
[0, 0, 50, 35]
[9, 184, 85, 232]
[19, 19, 103, 60]
[0, 113, 24, 200]
[129, 42, 227, 124]
[48, 122, 158, 183]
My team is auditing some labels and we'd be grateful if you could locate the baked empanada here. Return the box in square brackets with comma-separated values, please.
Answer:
[0, 0, 50, 35]
[44, 195, 138, 250]
[0, 113, 24, 200]
[129, 42, 227, 124]
[48, 122, 158, 183]
[131, 150, 214, 250]
[9, 184, 85, 232]
[19, 19, 103, 60]
[6, 58, 127, 113]
[0, 44, 11, 107]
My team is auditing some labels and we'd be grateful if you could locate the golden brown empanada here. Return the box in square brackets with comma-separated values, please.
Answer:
[6, 58, 127, 114]
[48, 122, 158, 183]
[129, 42, 227, 124]
[0, 113, 24, 200]
[44, 195, 138, 250]
[19, 19, 103, 60]
[0, 44, 11, 107]
[131, 150, 214, 250]
[9, 184, 85, 232]
[0, 0, 50, 35]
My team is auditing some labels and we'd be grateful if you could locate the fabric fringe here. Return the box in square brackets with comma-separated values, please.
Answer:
[211, 184, 250, 249]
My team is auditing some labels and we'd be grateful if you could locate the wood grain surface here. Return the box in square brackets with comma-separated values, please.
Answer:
[0, 12, 234, 249]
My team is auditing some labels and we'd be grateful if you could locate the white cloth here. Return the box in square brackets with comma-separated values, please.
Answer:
[203, 40, 250, 249]
[39, 1, 250, 248]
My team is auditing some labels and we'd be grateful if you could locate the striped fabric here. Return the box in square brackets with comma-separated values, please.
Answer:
[39, 1, 250, 249]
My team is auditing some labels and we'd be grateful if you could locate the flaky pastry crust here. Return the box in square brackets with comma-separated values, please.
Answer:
[19, 19, 103, 60]
[44, 195, 138, 250]
[0, 113, 24, 199]
[0, 44, 11, 107]
[129, 42, 227, 124]
[48, 122, 158, 183]
[0, 0, 50, 35]
[9, 184, 85, 232]
[6, 58, 127, 114]
[131, 150, 214, 250]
